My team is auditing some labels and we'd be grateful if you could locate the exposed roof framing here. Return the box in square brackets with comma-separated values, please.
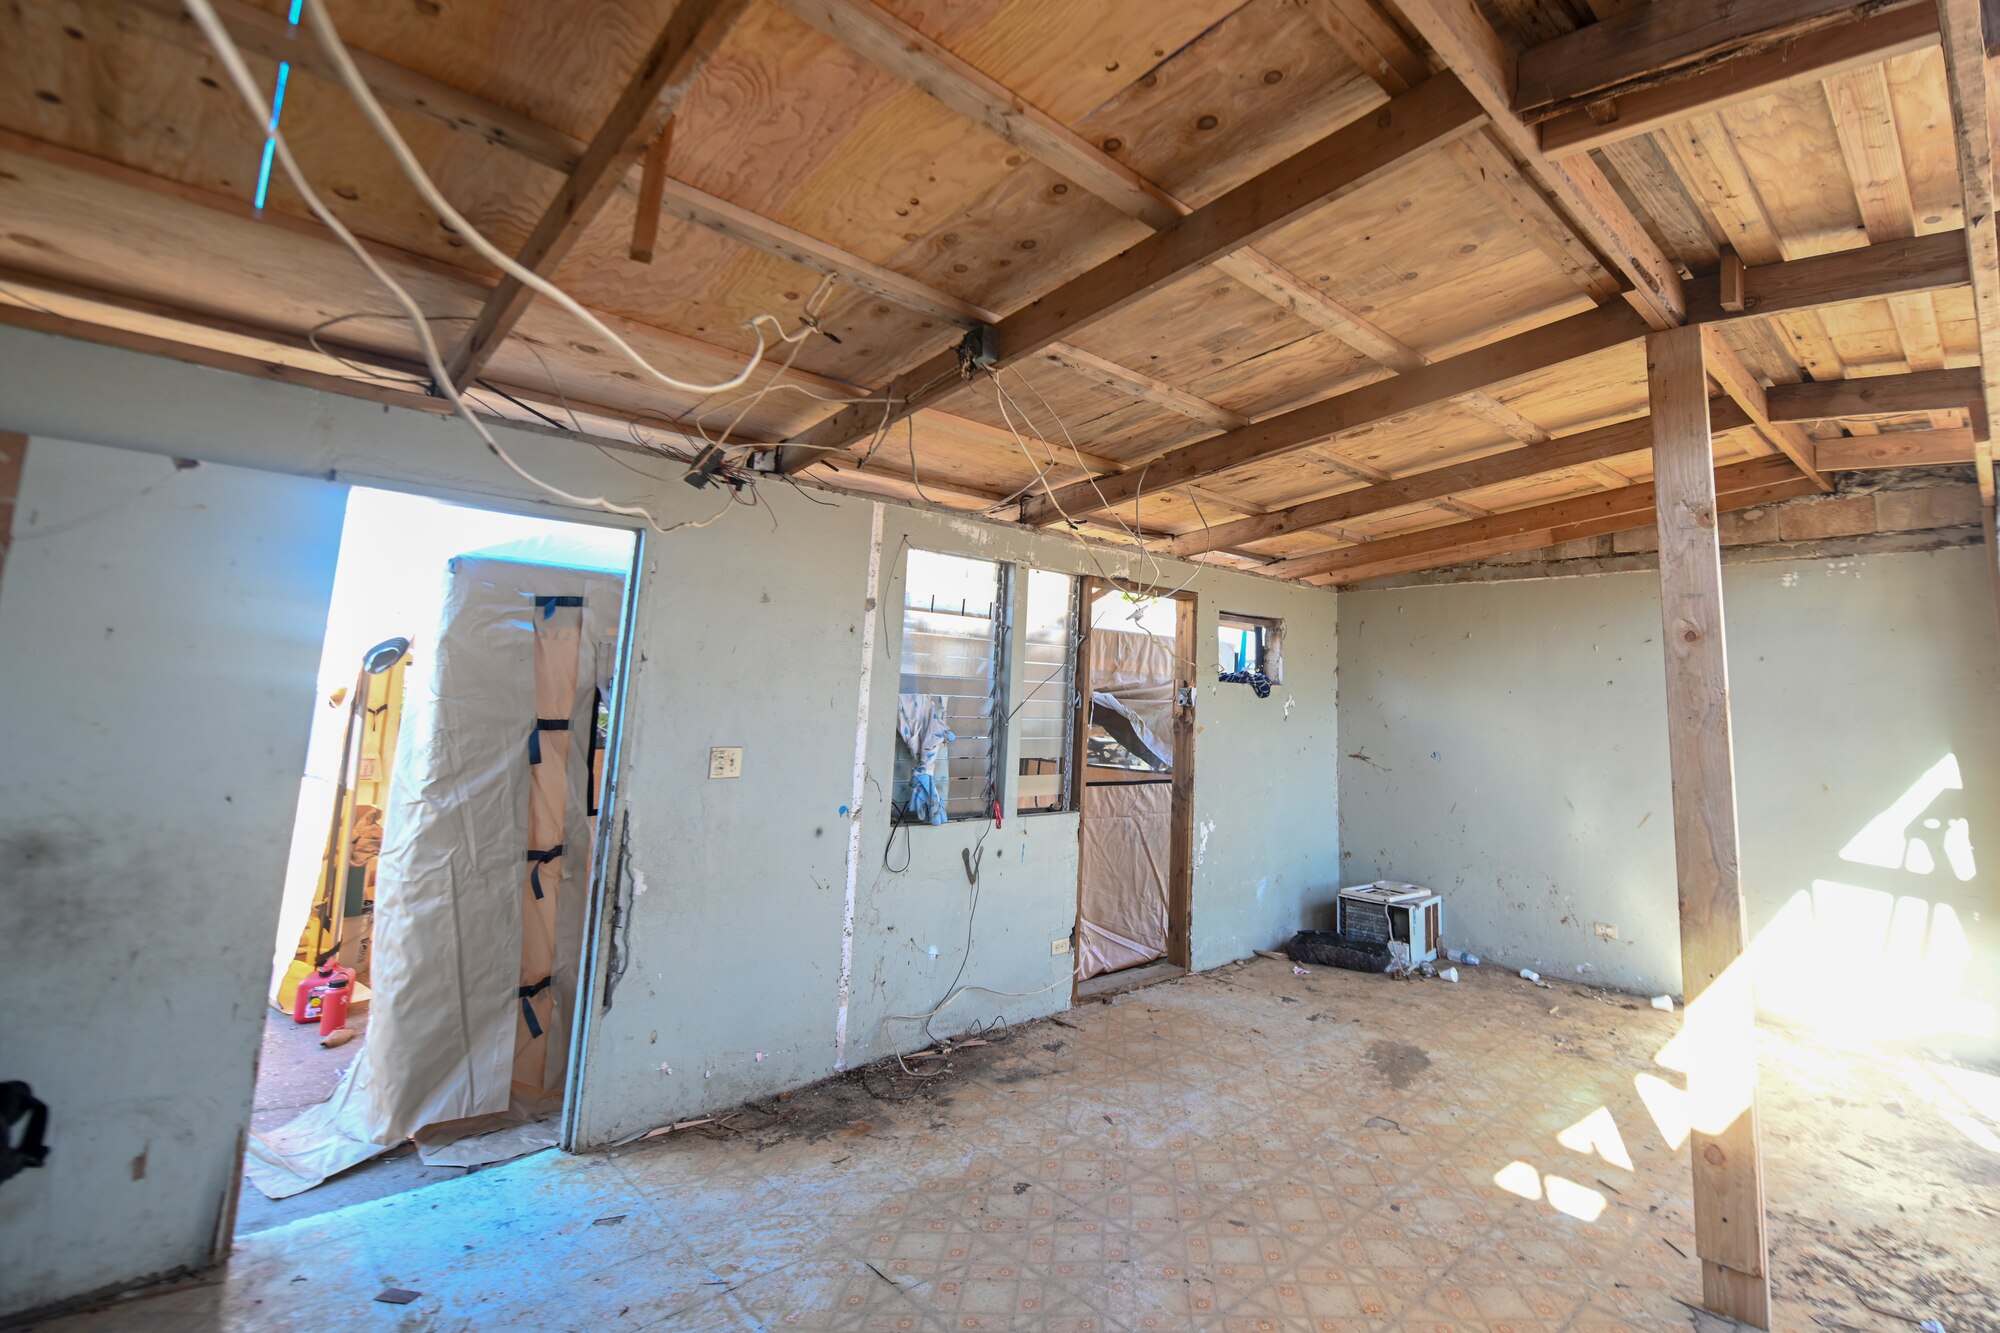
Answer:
[443, 0, 752, 389]
[775, 70, 1489, 465]
[0, 0, 1990, 586]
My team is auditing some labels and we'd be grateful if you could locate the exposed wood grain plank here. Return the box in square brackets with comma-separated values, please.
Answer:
[1516, 0, 1909, 121]
[1397, 0, 1689, 327]
[1647, 323, 1771, 1330]
[445, 0, 753, 390]
[1767, 366, 1984, 417]
[778, 72, 1487, 463]
[1814, 425, 1976, 466]
[126, 0, 586, 173]
[1538, 4, 1942, 155]
[1936, 0, 2000, 443]
[1034, 345, 1250, 430]
[769, 0, 1184, 230]
[0, 431, 27, 590]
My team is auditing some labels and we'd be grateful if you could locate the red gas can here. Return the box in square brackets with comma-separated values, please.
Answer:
[293, 963, 354, 1025]
[316, 975, 354, 1037]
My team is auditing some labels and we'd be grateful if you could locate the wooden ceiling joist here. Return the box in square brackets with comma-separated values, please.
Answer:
[1537, 4, 1942, 157]
[1164, 399, 1758, 558]
[1022, 230, 1972, 527]
[1767, 367, 1985, 420]
[1275, 456, 1814, 584]
[1699, 329, 1832, 489]
[1513, 0, 1923, 125]
[775, 71, 1488, 466]
[443, 0, 753, 391]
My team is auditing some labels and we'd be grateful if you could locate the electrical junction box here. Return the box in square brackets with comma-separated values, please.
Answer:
[1335, 882, 1443, 969]
[708, 746, 743, 779]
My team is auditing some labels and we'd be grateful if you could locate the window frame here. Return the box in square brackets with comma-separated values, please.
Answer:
[892, 548, 1012, 825]
[1216, 610, 1283, 685]
[1014, 568, 1081, 816]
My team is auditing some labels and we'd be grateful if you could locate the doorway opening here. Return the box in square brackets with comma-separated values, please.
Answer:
[1072, 581, 1195, 1001]
[237, 487, 637, 1236]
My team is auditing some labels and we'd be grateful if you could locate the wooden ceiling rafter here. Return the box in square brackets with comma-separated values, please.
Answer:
[1036, 228, 1972, 535]
[443, 0, 753, 391]
[1277, 455, 1818, 583]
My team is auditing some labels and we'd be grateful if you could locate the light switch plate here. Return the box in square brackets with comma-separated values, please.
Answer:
[1050, 937, 1071, 956]
[709, 746, 743, 779]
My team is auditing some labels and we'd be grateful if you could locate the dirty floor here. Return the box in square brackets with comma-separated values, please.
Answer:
[237, 1005, 479, 1236]
[35, 959, 1999, 1331]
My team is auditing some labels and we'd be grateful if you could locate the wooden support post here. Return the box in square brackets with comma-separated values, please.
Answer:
[1646, 325, 1771, 1329]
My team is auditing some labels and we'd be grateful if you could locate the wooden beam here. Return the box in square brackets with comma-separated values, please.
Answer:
[1396, 0, 1688, 328]
[0, 431, 26, 590]
[1265, 453, 1798, 580]
[1683, 229, 1972, 321]
[1648, 324, 1772, 1330]
[1767, 367, 1984, 419]
[1516, 0, 1909, 122]
[444, 0, 751, 390]
[1023, 300, 1652, 525]
[1166, 400, 1756, 557]
[1937, 0, 2000, 437]
[629, 124, 674, 263]
[1300, 461, 1817, 584]
[1700, 329, 1833, 488]
[1815, 426, 1977, 467]
[776, 72, 1487, 465]
[1538, 4, 1942, 156]
[1022, 232, 1972, 526]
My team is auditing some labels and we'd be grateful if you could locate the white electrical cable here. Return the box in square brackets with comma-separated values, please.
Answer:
[181, 0, 726, 533]
[296, 0, 797, 399]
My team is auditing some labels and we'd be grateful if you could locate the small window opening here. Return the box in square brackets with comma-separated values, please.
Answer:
[1217, 612, 1282, 693]
[894, 550, 1008, 824]
[1016, 569, 1079, 814]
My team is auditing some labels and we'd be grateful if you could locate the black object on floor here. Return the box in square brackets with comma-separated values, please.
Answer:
[1286, 930, 1391, 973]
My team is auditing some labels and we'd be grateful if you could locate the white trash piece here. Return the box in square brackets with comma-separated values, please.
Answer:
[1519, 968, 1539, 982]
[1651, 994, 1675, 1012]
[1446, 948, 1481, 965]
[1439, 967, 1459, 983]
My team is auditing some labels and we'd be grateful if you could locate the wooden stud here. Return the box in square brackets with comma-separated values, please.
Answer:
[1536, 4, 1942, 156]
[777, 72, 1487, 464]
[445, 0, 752, 391]
[1169, 592, 1197, 971]
[1515, 0, 1902, 122]
[1648, 324, 1771, 1331]
[1682, 230, 1972, 322]
[629, 123, 674, 264]
[0, 431, 26, 591]
[1719, 250, 1747, 314]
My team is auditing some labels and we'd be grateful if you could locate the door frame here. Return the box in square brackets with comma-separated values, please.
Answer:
[1071, 577, 1197, 996]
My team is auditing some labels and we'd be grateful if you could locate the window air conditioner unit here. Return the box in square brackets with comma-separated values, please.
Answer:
[1335, 882, 1442, 969]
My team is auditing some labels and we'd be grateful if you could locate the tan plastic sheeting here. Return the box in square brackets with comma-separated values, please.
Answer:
[1077, 779, 1171, 979]
[246, 555, 623, 1198]
[1076, 627, 1175, 981]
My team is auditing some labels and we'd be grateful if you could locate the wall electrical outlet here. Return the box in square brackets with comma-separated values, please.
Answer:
[708, 746, 743, 779]
[1050, 937, 1071, 957]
